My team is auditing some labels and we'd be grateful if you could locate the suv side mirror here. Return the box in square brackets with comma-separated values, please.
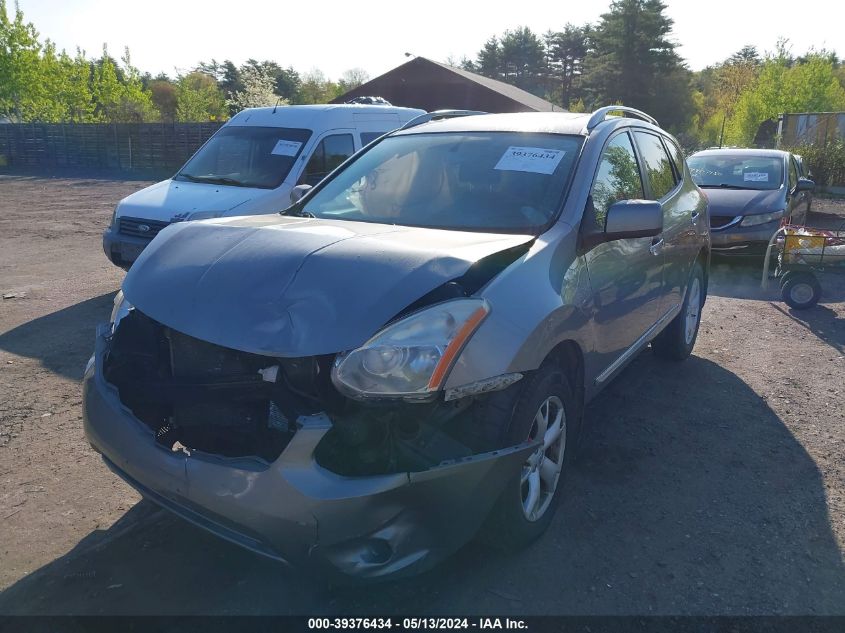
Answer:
[796, 177, 815, 193]
[290, 184, 313, 204]
[604, 200, 663, 241]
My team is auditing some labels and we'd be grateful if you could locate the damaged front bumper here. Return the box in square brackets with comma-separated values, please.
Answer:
[83, 324, 534, 580]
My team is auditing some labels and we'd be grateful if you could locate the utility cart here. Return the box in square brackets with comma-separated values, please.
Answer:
[762, 223, 845, 309]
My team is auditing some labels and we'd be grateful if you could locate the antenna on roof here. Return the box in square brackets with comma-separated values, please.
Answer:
[272, 98, 284, 114]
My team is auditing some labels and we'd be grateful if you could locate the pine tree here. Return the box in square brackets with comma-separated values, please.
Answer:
[582, 0, 693, 130]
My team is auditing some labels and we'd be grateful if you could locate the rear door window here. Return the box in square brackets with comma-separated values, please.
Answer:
[590, 132, 644, 230]
[634, 131, 678, 199]
[300, 134, 355, 186]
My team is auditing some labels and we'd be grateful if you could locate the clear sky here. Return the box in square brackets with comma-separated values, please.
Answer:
[14, 0, 845, 80]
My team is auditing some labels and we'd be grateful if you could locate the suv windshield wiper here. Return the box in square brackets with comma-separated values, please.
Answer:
[179, 173, 247, 187]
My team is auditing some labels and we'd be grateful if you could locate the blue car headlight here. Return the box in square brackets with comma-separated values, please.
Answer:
[740, 210, 784, 227]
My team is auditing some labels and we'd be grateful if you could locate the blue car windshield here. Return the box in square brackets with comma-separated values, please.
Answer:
[688, 154, 783, 191]
[300, 132, 583, 233]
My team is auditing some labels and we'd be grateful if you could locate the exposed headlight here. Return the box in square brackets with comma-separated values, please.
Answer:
[110, 204, 120, 227]
[740, 210, 784, 227]
[110, 290, 133, 332]
[332, 299, 490, 399]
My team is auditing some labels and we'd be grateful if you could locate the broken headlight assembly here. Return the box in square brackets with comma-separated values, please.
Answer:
[110, 290, 134, 333]
[332, 298, 490, 400]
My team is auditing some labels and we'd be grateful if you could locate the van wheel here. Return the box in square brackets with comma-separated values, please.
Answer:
[652, 261, 704, 361]
[481, 363, 575, 551]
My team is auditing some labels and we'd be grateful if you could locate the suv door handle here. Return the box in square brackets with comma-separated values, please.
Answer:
[650, 237, 664, 256]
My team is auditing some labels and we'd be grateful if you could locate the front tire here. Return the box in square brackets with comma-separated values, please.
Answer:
[482, 363, 576, 551]
[652, 261, 704, 361]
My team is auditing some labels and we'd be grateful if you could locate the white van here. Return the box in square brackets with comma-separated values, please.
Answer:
[103, 104, 425, 268]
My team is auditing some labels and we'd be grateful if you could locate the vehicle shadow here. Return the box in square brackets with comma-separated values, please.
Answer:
[770, 303, 845, 354]
[0, 292, 115, 380]
[1, 352, 842, 615]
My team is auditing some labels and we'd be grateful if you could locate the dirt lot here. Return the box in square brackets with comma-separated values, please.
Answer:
[0, 174, 843, 615]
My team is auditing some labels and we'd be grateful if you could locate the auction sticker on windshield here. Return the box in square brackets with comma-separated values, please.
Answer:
[743, 172, 769, 182]
[494, 146, 566, 175]
[271, 140, 302, 157]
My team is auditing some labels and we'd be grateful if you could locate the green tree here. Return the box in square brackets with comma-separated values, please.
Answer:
[338, 67, 369, 93]
[296, 68, 340, 104]
[473, 28, 547, 95]
[175, 71, 227, 121]
[227, 64, 284, 110]
[691, 46, 761, 146]
[726, 53, 845, 145]
[545, 24, 590, 107]
[149, 78, 177, 121]
[581, 0, 694, 130]
[498, 27, 546, 93]
[0, 0, 42, 121]
[475, 37, 501, 78]
[90, 46, 155, 122]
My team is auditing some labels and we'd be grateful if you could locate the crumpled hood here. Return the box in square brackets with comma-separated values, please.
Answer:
[122, 215, 533, 356]
[117, 179, 270, 222]
[704, 187, 785, 217]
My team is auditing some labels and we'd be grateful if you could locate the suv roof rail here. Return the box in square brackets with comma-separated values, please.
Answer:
[401, 109, 487, 130]
[586, 106, 658, 130]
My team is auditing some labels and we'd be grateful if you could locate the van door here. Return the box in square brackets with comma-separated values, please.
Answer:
[583, 130, 664, 386]
[293, 131, 356, 187]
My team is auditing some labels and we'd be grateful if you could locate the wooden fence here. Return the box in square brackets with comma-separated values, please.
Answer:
[0, 122, 224, 171]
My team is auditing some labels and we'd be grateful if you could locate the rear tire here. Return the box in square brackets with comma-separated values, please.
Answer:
[782, 272, 821, 310]
[652, 261, 705, 361]
[481, 363, 576, 552]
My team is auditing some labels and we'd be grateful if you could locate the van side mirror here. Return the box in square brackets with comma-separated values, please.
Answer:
[290, 184, 313, 204]
[795, 177, 815, 193]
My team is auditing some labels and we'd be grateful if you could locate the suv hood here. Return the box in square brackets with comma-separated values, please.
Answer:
[703, 187, 784, 217]
[117, 179, 274, 223]
[122, 215, 533, 357]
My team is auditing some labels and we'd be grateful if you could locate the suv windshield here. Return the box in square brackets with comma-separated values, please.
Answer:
[687, 154, 783, 191]
[299, 132, 583, 233]
[175, 126, 312, 189]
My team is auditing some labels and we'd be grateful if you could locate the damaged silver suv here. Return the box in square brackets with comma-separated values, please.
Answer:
[83, 107, 710, 580]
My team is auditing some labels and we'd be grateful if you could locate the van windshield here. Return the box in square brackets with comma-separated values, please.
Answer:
[175, 126, 312, 189]
[299, 132, 583, 234]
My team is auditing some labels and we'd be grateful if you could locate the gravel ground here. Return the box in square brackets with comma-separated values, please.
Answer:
[0, 175, 843, 615]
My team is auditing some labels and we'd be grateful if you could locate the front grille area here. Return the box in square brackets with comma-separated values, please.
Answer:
[710, 215, 739, 230]
[119, 216, 169, 239]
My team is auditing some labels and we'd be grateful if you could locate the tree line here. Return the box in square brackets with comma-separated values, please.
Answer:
[3, 0, 845, 151]
[457, 0, 845, 148]
[0, 0, 369, 124]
